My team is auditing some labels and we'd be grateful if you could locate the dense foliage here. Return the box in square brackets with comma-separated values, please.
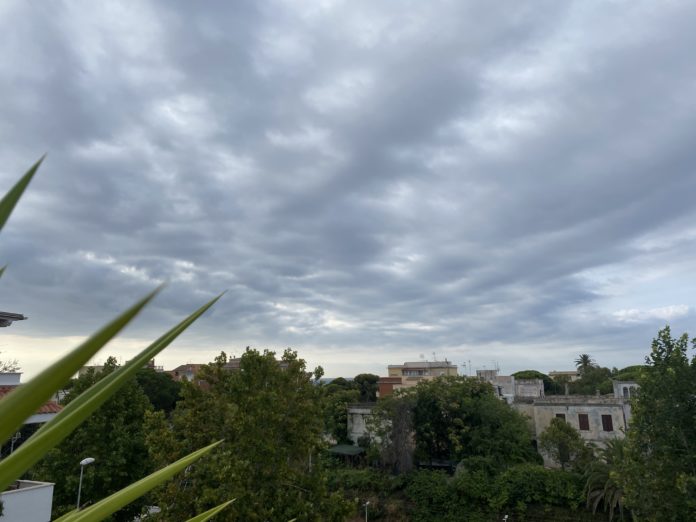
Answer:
[620, 326, 696, 520]
[327, 465, 600, 521]
[353, 373, 379, 402]
[411, 376, 538, 467]
[568, 366, 614, 395]
[584, 439, 626, 521]
[366, 376, 540, 478]
[539, 417, 593, 471]
[135, 367, 181, 415]
[145, 348, 352, 521]
[32, 357, 153, 520]
[511, 370, 564, 395]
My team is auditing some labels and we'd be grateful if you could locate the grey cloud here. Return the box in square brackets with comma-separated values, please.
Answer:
[2, 0, 696, 377]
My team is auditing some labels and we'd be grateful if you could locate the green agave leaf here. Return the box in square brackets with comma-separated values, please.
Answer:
[0, 287, 159, 479]
[0, 156, 44, 233]
[61, 440, 223, 522]
[53, 509, 78, 522]
[0, 294, 221, 491]
[185, 499, 236, 522]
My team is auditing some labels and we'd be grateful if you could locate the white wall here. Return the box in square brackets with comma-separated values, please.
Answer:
[0, 481, 54, 521]
[0, 373, 21, 385]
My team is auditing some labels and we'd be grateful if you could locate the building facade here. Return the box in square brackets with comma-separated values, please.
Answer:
[476, 369, 544, 403]
[378, 360, 458, 397]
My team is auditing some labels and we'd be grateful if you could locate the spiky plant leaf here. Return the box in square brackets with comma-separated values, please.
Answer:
[0, 156, 44, 233]
[0, 294, 221, 490]
[59, 440, 223, 522]
[0, 287, 160, 466]
[185, 499, 236, 522]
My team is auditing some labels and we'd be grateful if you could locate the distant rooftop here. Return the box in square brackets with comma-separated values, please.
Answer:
[0, 311, 26, 327]
[389, 361, 456, 369]
[0, 386, 62, 414]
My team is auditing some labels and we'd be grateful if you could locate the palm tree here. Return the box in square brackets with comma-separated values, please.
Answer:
[575, 353, 596, 374]
[584, 438, 627, 521]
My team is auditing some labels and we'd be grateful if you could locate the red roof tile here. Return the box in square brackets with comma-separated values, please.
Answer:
[0, 385, 63, 415]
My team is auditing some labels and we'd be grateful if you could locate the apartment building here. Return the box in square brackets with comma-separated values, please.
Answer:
[378, 360, 458, 397]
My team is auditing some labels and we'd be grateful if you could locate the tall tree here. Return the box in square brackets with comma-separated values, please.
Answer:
[135, 367, 181, 415]
[568, 365, 613, 395]
[574, 354, 596, 374]
[413, 377, 538, 467]
[31, 357, 153, 520]
[367, 392, 416, 473]
[323, 387, 359, 444]
[369, 376, 538, 471]
[538, 417, 592, 471]
[584, 438, 627, 521]
[620, 326, 696, 520]
[145, 348, 351, 521]
[353, 373, 379, 402]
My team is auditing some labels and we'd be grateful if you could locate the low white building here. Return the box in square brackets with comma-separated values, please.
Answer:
[0, 480, 54, 521]
[0, 372, 62, 424]
[347, 403, 375, 444]
[476, 369, 544, 403]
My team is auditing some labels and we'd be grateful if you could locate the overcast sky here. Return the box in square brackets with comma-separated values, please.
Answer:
[2, 0, 696, 380]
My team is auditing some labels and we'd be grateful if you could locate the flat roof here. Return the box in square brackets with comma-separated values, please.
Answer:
[327, 444, 365, 456]
[389, 361, 456, 369]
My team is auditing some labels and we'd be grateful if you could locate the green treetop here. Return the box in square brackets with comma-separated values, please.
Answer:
[574, 354, 596, 375]
[538, 417, 593, 471]
[31, 356, 153, 521]
[135, 366, 181, 415]
[145, 348, 351, 521]
[620, 326, 696, 521]
[368, 376, 539, 472]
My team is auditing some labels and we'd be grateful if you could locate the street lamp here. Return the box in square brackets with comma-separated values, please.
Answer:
[76, 457, 95, 510]
[363, 500, 370, 522]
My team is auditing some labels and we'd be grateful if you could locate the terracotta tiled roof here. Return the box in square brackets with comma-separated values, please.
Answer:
[0, 385, 63, 415]
[37, 401, 63, 414]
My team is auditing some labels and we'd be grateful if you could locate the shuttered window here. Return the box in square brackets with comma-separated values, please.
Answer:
[578, 413, 589, 431]
[601, 414, 613, 432]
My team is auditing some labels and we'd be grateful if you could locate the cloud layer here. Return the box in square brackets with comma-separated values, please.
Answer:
[2, 0, 696, 378]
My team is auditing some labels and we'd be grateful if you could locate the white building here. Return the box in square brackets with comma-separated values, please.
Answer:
[0, 480, 54, 521]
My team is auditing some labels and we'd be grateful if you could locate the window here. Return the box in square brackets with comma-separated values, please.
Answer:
[601, 414, 613, 432]
[623, 386, 629, 398]
[555, 413, 566, 421]
[578, 413, 590, 431]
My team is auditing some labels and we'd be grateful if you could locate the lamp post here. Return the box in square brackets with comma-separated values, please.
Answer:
[76, 457, 95, 510]
[363, 500, 370, 522]
[9, 431, 21, 454]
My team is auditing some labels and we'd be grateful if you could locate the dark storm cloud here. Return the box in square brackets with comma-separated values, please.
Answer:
[2, 0, 696, 375]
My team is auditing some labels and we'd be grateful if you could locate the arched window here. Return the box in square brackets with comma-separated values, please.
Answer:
[623, 386, 629, 398]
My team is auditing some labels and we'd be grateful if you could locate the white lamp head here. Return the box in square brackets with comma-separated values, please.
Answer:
[80, 457, 95, 466]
